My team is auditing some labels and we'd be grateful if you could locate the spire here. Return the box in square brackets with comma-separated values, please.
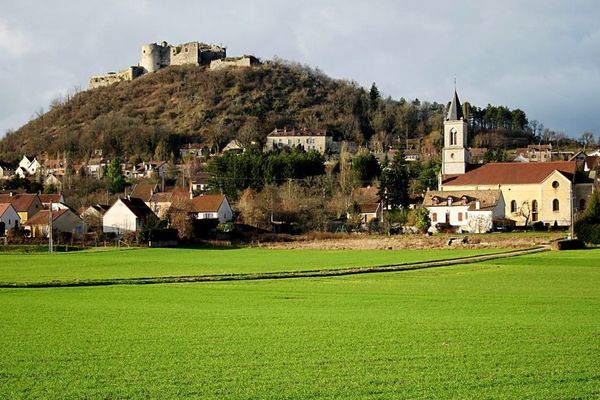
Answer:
[446, 90, 464, 121]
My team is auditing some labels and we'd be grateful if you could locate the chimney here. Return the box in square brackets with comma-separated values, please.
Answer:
[475, 200, 481, 210]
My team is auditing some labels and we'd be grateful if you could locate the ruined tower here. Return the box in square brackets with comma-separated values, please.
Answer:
[140, 41, 171, 73]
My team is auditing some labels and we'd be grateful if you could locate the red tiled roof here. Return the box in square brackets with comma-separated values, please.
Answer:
[38, 194, 62, 204]
[0, 203, 15, 217]
[130, 183, 158, 202]
[443, 161, 576, 186]
[189, 194, 225, 213]
[358, 203, 380, 214]
[0, 193, 40, 212]
[24, 209, 69, 226]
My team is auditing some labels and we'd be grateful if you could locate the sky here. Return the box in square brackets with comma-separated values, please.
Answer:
[1, 0, 599, 139]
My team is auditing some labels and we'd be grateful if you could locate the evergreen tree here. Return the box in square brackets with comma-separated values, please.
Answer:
[369, 83, 381, 112]
[106, 157, 125, 193]
[378, 149, 409, 209]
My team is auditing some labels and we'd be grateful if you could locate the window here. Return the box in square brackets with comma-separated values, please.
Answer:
[532, 200, 538, 221]
[450, 128, 457, 145]
[432, 213, 437, 222]
[580, 199, 586, 211]
[458, 212, 463, 222]
[552, 181, 559, 189]
[510, 200, 517, 213]
[552, 199, 559, 212]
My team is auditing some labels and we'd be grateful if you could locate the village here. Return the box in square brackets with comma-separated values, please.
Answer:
[0, 90, 598, 245]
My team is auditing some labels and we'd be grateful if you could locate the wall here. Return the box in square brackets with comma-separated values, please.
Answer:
[265, 135, 331, 153]
[209, 56, 259, 71]
[103, 200, 137, 233]
[89, 66, 145, 89]
[443, 171, 574, 226]
[171, 42, 226, 66]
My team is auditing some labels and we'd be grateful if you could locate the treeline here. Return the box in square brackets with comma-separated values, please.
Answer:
[207, 149, 325, 200]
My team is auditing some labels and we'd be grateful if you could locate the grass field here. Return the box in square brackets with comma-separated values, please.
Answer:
[0, 249, 598, 398]
[0, 247, 507, 284]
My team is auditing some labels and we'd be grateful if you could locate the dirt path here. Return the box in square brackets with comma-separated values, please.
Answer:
[0, 246, 549, 289]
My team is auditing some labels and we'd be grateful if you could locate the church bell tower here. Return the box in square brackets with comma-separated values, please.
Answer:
[442, 90, 469, 175]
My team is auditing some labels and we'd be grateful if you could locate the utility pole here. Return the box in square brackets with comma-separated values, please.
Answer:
[48, 201, 53, 253]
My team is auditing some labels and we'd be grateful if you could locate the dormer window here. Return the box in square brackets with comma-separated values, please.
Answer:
[432, 196, 440, 205]
[447, 197, 453, 206]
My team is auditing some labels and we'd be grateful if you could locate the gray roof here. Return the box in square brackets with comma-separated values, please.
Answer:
[446, 90, 464, 121]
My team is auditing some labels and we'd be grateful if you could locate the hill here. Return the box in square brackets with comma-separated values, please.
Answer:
[0, 59, 536, 163]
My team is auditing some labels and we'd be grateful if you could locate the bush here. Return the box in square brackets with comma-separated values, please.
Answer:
[493, 217, 516, 232]
[574, 191, 600, 244]
[532, 221, 546, 231]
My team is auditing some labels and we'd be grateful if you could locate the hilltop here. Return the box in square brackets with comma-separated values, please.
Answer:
[0, 58, 537, 164]
[0, 61, 386, 162]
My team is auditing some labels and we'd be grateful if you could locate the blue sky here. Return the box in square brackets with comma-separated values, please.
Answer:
[1, 0, 599, 139]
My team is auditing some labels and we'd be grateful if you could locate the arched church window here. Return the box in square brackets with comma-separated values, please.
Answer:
[449, 128, 457, 145]
[510, 200, 517, 213]
[552, 199, 559, 212]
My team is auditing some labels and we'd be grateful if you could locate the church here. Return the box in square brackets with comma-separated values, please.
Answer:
[424, 90, 593, 232]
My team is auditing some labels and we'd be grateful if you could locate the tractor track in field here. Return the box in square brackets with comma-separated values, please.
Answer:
[0, 246, 550, 289]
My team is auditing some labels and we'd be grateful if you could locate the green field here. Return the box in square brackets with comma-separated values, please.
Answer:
[0, 249, 598, 398]
[0, 247, 506, 284]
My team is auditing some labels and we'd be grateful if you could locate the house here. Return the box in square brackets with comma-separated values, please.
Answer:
[179, 143, 205, 158]
[0, 162, 15, 179]
[191, 172, 211, 193]
[527, 144, 552, 162]
[130, 183, 159, 202]
[0, 203, 20, 234]
[222, 140, 245, 154]
[188, 194, 232, 223]
[38, 193, 65, 210]
[43, 158, 67, 176]
[439, 90, 593, 227]
[18, 155, 42, 176]
[0, 193, 43, 223]
[147, 188, 190, 218]
[81, 204, 110, 230]
[265, 127, 334, 154]
[424, 190, 505, 233]
[103, 197, 157, 234]
[348, 186, 382, 224]
[468, 147, 487, 164]
[84, 157, 106, 177]
[132, 161, 167, 179]
[44, 174, 63, 190]
[24, 209, 86, 239]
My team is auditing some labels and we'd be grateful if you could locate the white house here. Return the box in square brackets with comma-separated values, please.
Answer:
[188, 194, 232, 223]
[18, 155, 42, 176]
[0, 203, 20, 234]
[103, 197, 157, 234]
[424, 190, 505, 233]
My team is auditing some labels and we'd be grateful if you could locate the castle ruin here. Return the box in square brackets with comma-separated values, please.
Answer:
[89, 40, 259, 89]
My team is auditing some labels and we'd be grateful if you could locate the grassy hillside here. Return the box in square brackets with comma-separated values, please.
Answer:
[0, 62, 386, 163]
[0, 250, 598, 398]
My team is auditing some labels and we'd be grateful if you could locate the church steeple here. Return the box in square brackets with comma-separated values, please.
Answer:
[442, 89, 469, 175]
[446, 90, 464, 120]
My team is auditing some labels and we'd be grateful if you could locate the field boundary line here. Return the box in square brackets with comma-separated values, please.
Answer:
[0, 246, 549, 288]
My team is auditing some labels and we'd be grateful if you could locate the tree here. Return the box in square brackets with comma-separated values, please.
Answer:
[351, 152, 380, 184]
[574, 191, 600, 244]
[483, 148, 509, 163]
[106, 157, 125, 193]
[378, 149, 409, 209]
[369, 83, 381, 112]
[514, 201, 531, 227]
[414, 207, 431, 233]
[579, 131, 595, 151]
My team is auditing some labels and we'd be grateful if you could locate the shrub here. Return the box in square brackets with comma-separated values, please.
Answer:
[574, 191, 600, 244]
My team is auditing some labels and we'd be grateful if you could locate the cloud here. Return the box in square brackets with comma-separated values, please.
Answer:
[0, 19, 33, 57]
